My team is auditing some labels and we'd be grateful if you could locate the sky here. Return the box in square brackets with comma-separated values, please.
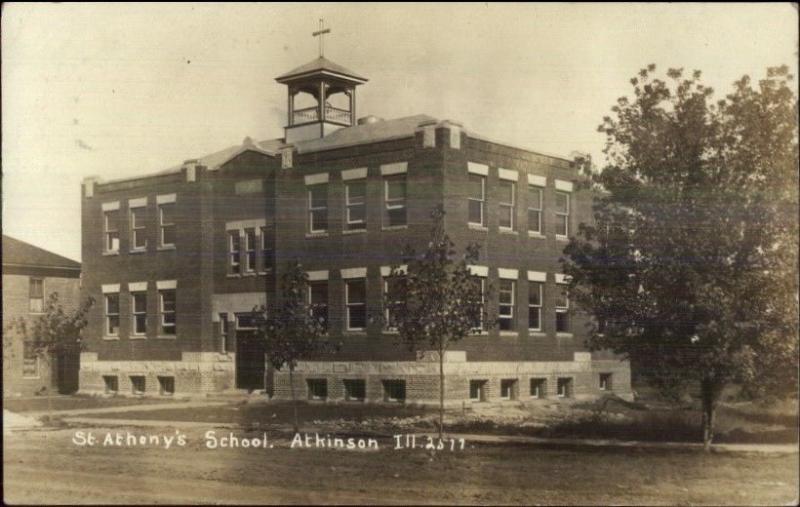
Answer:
[2, 3, 797, 262]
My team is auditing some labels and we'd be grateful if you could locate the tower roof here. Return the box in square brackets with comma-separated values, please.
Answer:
[275, 56, 368, 84]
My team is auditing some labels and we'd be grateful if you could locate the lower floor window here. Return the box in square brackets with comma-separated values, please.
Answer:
[555, 287, 569, 333]
[469, 379, 487, 402]
[343, 379, 365, 401]
[599, 373, 612, 391]
[307, 379, 328, 400]
[103, 375, 119, 394]
[382, 379, 406, 402]
[158, 376, 174, 395]
[530, 378, 547, 399]
[22, 342, 39, 378]
[557, 377, 572, 398]
[500, 378, 517, 400]
[130, 375, 146, 395]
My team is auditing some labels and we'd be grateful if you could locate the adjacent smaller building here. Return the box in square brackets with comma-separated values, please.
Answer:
[2, 235, 82, 397]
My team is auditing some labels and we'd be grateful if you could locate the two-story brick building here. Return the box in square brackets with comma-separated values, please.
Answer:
[79, 55, 632, 403]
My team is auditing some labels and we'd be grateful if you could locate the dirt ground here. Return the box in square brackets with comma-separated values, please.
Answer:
[4, 424, 798, 505]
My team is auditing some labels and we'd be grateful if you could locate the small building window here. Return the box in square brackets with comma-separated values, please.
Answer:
[343, 379, 366, 401]
[260, 226, 273, 272]
[130, 375, 146, 395]
[555, 191, 570, 238]
[345, 180, 367, 230]
[500, 379, 518, 400]
[530, 378, 547, 399]
[131, 291, 147, 335]
[308, 184, 328, 233]
[499, 180, 515, 230]
[382, 379, 406, 402]
[468, 173, 486, 227]
[528, 186, 542, 234]
[307, 379, 328, 400]
[159, 202, 176, 247]
[383, 274, 405, 331]
[228, 231, 241, 275]
[103, 375, 119, 394]
[235, 312, 257, 331]
[22, 342, 39, 378]
[469, 379, 487, 402]
[599, 373, 613, 391]
[105, 293, 120, 336]
[159, 289, 176, 335]
[158, 376, 175, 396]
[557, 377, 572, 398]
[345, 278, 366, 331]
[29, 277, 44, 314]
[308, 281, 328, 333]
[243, 228, 257, 273]
[384, 174, 407, 227]
[103, 209, 120, 252]
[219, 313, 229, 353]
[556, 287, 569, 333]
[130, 205, 147, 251]
[498, 279, 515, 331]
[528, 282, 542, 331]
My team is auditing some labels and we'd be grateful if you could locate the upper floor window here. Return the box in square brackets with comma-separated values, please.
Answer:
[345, 180, 367, 231]
[228, 231, 241, 275]
[308, 281, 329, 333]
[260, 226, 273, 272]
[499, 180, 515, 230]
[308, 184, 328, 234]
[29, 277, 44, 314]
[383, 275, 405, 331]
[498, 279, 516, 331]
[130, 204, 147, 251]
[159, 202, 176, 248]
[159, 289, 176, 336]
[528, 186, 543, 235]
[103, 210, 120, 253]
[384, 175, 407, 227]
[555, 191, 570, 238]
[345, 278, 367, 331]
[105, 292, 120, 336]
[468, 173, 486, 227]
[243, 228, 257, 273]
[218, 313, 229, 353]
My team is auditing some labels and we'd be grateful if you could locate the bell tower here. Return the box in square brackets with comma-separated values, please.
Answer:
[276, 20, 368, 144]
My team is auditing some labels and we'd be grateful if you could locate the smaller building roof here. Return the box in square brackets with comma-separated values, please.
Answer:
[2, 235, 81, 271]
[275, 56, 368, 84]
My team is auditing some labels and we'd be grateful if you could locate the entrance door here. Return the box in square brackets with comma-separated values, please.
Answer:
[235, 330, 265, 391]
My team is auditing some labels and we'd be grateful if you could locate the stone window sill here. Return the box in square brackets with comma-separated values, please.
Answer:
[529, 330, 546, 336]
[157, 245, 176, 251]
[499, 228, 518, 235]
[306, 232, 329, 239]
[227, 274, 241, 278]
[343, 330, 367, 335]
[556, 332, 574, 338]
[468, 223, 488, 231]
[129, 335, 147, 340]
[499, 331, 519, 337]
[528, 232, 546, 239]
[381, 225, 408, 231]
[102, 336, 119, 341]
[102, 251, 120, 257]
[129, 249, 147, 255]
[157, 335, 177, 340]
[242, 272, 257, 277]
[556, 235, 569, 242]
[343, 228, 367, 235]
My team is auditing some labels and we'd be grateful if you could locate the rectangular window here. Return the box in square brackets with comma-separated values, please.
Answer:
[260, 226, 273, 272]
[219, 313, 229, 353]
[104, 210, 120, 252]
[228, 231, 241, 275]
[555, 191, 570, 238]
[530, 378, 547, 399]
[159, 203, 176, 247]
[528, 186, 542, 234]
[500, 379, 518, 400]
[345, 180, 367, 230]
[103, 375, 119, 394]
[130, 375, 146, 395]
[343, 379, 365, 401]
[471, 277, 486, 332]
[528, 282, 543, 331]
[235, 312, 257, 330]
[383, 275, 405, 330]
[345, 278, 366, 331]
[556, 286, 569, 333]
[308, 184, 328, 233]
[557, 377, 572, 398]
[158, 376, 175, 396]
[308, 281, 328, 333]
[159, 289, 176, 335]
[105, 293, 120, 336]
[498, 279, 515, 331]
[469, 380, 487, 402]
[307, 379, 328, 400]
[599, 373, 613, 391]
[468, 173, 486, 226]
[243, 228, 256, 273]
[130, 205, 147, 250]
[22, 342, 39, 378]
[131, 291, 147, 336]
[384, 174, 407, 227]
[29, 277, 44, 313]
[382, 379, 406, 402]
[499, 180, 515, 230]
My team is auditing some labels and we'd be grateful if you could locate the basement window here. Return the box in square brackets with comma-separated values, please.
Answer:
[599, 373, 612, 391]
[343, 379, 366, 402]
[557, 377, 572, 398]
[103, 375, 119, 394]
[500, 379, 518, 400]
[307, 379, 328, 401]
[469, 380, 487, 402]
[382, 380, 406, 403]
[530, 378, 547, 399]
[158, 376, 175, 396]
[130, 376, 146, 395]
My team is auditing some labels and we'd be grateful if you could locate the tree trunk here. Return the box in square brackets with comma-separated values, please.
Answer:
[438, 343, 445, 440]
[289, 365, 299, 434]
[701, 377, 720, 452]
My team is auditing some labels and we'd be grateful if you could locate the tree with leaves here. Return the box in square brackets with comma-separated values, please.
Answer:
[563, 64, 799, 450]
[385, 206, 489, 438]
[6, 292, 94, 418]
[255, 261, 338, 434]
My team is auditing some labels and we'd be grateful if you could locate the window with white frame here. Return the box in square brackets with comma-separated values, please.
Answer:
[308, 281, 328, 333]
[130, 204, 147, 250]
[105, 292, 120, 336]
[471, 276, 486, 332]
[468, 173, 486, 226]
[159, 202, 176, 247]
[528, 186, 542, 234]
[260, 226, 273, 272]
[130, 375, 146, 395]
[228, 231, 241, 275]
[528, 282, 543, 331]
[498, 279, 515, 331]
[243, 228, 257, 273]
[555, 191, 570, 238]
[131, 291, 147, 335]
[103, 209, 120, 252]
[308, 184, 328, 233]
[159, 289, 176, 335]
[556, 286, 569, 333]
[384, 174, 407, 227]
[345, 278, 367, 330]
[499, 180, 515, 230]
[235, 312, 257, 330]
[383, 274, 405, 330]
[29, 277, 44, 313]
[219, 313, 229, 353]
[345, 180, 367, 230]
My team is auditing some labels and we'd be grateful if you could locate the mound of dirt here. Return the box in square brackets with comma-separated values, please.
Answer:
[3, 409, 43, 433]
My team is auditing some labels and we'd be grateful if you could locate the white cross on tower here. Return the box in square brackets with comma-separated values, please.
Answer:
[312, 18, 331, 58]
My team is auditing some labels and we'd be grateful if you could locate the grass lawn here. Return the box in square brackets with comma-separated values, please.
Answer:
[3, 394, 183, 413]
